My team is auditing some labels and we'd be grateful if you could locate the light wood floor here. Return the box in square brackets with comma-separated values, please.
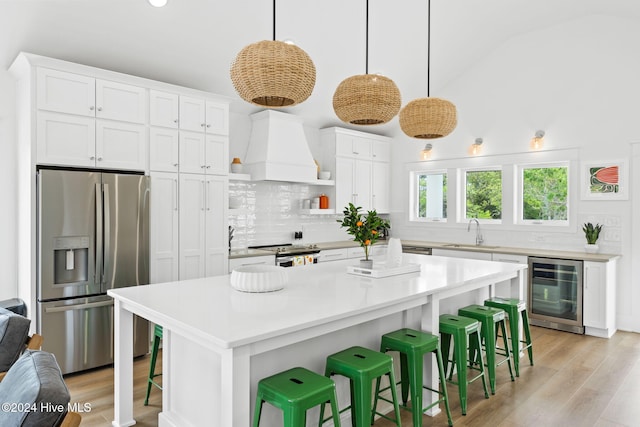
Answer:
[64, 326, 640, 426]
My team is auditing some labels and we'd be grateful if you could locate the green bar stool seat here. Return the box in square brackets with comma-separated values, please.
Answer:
[484, 297, 533, 377]
[375, 328, 453, 427]
[458, 304, 514, 394]
[253, 366, 341, 427]
[144, 324, 163, 406]
[319, 346, 401, 427]
[439, 314, 489, 415]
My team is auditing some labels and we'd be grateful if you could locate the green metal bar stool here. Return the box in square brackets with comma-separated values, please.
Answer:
[319, 346, 401, 427]
[439, 314, 489, 415]
[458, 305, 514, 394]
[253, 366, 341, 427]
[374, 328, 453, 427]
[144, 324, 163, 406]
[484, 297, 533, 377]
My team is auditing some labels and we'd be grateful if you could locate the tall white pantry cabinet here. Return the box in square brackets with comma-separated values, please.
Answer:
[9, 53, 230, 316]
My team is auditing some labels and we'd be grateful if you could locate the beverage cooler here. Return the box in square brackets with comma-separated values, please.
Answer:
[528, 257, 584, 334]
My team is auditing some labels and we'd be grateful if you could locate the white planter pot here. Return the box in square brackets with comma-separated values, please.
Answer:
[584, 244, 599, 253]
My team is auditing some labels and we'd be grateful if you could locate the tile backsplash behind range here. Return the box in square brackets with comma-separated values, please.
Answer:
[229, 181, 347, 249]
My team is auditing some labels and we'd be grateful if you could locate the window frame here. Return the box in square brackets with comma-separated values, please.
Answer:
[515, 161, 571, 227]
[409, 169, 448, 222]
[458, 166, 503, 224]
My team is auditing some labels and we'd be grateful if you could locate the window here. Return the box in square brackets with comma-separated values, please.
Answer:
[414, 171, 447, 220]
[464, 169, 502, 220]
[519, 163, 568, 224]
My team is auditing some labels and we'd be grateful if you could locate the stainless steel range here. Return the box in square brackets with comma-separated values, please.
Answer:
[248, 244, 320, 267]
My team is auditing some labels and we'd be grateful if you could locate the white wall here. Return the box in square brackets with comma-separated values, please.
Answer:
[391, 14, 640, 332]
[0, 72, 17, 300]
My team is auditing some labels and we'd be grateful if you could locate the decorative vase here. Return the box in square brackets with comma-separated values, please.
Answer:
[359, 259, 373, 269]
[584, 244, 599, 254]
[230, 158, 243, 173]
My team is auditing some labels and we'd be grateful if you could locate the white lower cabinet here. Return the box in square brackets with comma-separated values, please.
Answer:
[150, 172, 179, 284]
[431, 248, 492, 260]
[317, 248, 350, 262]
[150, 172, 227, 283]
[179, 174, 228, 280]
[583, 260, 617, 338]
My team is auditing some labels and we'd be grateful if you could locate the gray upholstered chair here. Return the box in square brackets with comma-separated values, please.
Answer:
[0, 350, 81, 427]
[0, 307, 43, 381]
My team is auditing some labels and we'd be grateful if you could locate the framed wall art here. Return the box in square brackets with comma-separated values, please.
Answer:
[581, 160, 628, 200]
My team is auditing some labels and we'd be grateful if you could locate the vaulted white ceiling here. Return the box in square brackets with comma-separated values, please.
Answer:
[1, 0, 639, 138]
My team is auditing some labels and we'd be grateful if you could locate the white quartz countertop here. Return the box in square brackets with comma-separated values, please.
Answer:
[109, 255, 524, 349]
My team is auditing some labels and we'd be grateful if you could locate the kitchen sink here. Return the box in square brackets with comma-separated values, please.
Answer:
[442, 243, 501, 249]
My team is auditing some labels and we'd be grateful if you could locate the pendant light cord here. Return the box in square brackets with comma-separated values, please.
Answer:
[427, 0, 431, 97]
[272, 0, 276, 41]
[365, 0, 369, 74]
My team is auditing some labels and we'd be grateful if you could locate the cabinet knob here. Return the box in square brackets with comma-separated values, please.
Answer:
[201, 123, 205, 128]
[353, 151, 359, 155]
[90, 156, 95, 160]
[201, 165, 206, 169]
[174, 119, 179, 123]
[206, 165, 211, 169]
[173, 163, 179, 167]
[97, 157, 103, 161]
[206, 124, 211, 128]
[89, 106, 95, 111]
[97, 107, 102, 112]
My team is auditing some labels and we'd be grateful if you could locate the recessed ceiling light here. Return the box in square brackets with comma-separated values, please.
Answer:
[148, 0, 168, 7]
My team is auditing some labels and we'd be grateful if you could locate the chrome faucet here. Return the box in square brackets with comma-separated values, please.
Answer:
[467, 219, 484, 246]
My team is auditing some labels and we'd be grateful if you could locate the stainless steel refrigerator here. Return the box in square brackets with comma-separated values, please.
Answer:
[37, 168, 150, 374]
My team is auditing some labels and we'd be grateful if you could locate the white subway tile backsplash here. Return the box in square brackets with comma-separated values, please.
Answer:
[229, 181, 351, 248]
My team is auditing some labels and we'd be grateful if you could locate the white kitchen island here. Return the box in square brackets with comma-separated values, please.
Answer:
[108, 254, 526, 427]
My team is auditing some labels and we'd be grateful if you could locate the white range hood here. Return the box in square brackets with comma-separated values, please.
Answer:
[243, 110, 318, 183]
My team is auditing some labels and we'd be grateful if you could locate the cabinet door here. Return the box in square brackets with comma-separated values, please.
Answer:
[335, 157, 355, 211]
[96, 80, 146, 124]
[317, 248, 349, 262]
[583, 261, 606, 329]
[150, 90, 179, 128]
[179, 131, 206, 174]
[96, 120, 146, 171]
[179, 96, 206, 132]
[352, 136, 372, 159]
[229, 255, 275, 270]
[371, 140, 390, 162]
[149, 128, 179, 172]
[150, 172, 179, 283]
[205, 176, 228, 276]
[354, 159, 372, 211]
[372, 161, 390, 213]
[37, 111, 95, 167]
[205, 135, 229, 175]
[431, 248, 492, 260]
[179, 174, 206, 280]
[335, 134, 371, 159]
[205, 100, 229, 135]
[37, 68, 95, 117]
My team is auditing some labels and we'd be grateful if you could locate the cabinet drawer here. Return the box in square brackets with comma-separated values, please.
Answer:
[317, 248, 349, 262]
[229, 256, 275, 270]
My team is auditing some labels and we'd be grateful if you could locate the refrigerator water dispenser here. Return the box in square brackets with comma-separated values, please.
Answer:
[53, 236, 89, 285]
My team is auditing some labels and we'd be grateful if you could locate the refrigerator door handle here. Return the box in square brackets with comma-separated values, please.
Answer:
[44, 299, 114, 313]
[95, 182, 103, 286]
[103, 182, 111, 288]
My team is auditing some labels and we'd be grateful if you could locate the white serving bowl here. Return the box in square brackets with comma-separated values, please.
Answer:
[318, 171, 331, 180]
[230, 265, 288, 293]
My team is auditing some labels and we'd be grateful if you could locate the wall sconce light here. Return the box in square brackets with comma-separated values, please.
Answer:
[470, 137, 483, 155]
[420, 143, 433, 160]
[530, 130, 545, 150]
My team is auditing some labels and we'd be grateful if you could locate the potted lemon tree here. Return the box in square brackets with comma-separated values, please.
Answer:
[338, 203, 390, 269]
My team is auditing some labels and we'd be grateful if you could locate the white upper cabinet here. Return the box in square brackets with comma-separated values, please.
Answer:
[179, 96, 229, 135]
[95, 120, 146, 170]
[178, 132, 228, 176]
[150, 90, 180, 129]
[37, 112, 96, 167]
[37, 68, 146, 124]
[149, 128, 179, 172]
[37, 68, 95, 117]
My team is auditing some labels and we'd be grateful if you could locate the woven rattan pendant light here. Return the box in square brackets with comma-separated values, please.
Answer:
[399, 0, 457, 139]
[332, 0, 401, 125]
[230, 0, 316, 107]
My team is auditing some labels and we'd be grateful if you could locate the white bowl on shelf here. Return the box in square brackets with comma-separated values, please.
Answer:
[230, 265, 288, 293]
[318, 171, 331, 180]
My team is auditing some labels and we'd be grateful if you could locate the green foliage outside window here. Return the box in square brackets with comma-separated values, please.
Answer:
[466, 170, 502, 219]
[522, 167, 568, 220]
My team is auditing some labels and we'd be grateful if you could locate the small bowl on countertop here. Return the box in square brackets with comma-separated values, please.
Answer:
[318, 171, 331, 180]
[230, 265, 288, 293]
